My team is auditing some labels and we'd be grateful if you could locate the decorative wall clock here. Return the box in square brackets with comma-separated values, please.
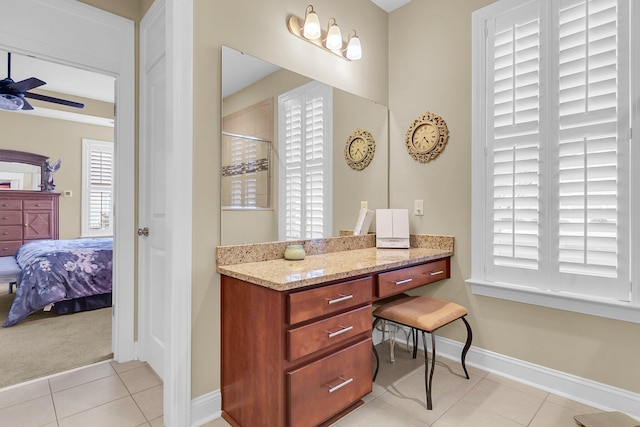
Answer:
[405, 112, 449, 163]
[344, 128, 375, 171]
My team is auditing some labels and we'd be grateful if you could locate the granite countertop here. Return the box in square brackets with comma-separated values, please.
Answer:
[217, 246, 453, 291]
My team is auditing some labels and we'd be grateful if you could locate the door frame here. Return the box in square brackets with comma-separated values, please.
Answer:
[139, 0, 193, 425]
[1, 0, 135, 359]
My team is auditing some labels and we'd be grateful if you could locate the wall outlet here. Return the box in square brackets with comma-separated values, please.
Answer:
[414, 199, 424, 216]
[63, 190, 73, 198]
[360, 200, 368, 209]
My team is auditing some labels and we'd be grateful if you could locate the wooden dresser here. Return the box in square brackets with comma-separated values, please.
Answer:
[220, 248, 451, 427]
[0, 190, 60, 256]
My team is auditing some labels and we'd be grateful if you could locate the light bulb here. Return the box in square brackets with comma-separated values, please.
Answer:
[303, 5, 321, 40]
[346, 31, 362, 60]
[325, 18, 343, 51]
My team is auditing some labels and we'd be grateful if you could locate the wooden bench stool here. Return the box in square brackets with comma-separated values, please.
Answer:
[372, 295, 473, 410]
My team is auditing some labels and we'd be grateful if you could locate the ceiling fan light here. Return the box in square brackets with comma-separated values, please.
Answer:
[303, 5, 321, 40]
[0, 93, 24, 111]
[346, 30, 362, 60]
[325, 18, 343, 51]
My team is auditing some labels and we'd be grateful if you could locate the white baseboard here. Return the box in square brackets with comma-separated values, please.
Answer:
[191, 334, 640, 425]
[191, 389, 222, 427]
[436, 336, 640, 420]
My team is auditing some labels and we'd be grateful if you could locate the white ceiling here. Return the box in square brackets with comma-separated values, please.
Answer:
[369, 0, 412, 12]
[0, 50, 115, 103]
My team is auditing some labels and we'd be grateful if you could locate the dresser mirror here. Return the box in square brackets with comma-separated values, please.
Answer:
[0, 149, 47, 191]
[221, 46, 389, 245]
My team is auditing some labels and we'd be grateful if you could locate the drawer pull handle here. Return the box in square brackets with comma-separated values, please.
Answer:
[1, 217, 7, 220]
[326, 377, 353, 394]
[2, 232, 7, 235]
[394, 278, 413, 285]
[327, 325, 353, 338]
[430, 270, 444, 276]
[327, 294, 353, 305]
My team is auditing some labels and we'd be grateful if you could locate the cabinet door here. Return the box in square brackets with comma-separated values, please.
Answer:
[24, 211, 54, 240]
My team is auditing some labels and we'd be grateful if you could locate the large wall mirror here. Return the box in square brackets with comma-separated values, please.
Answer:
[221, 46, 389, 245]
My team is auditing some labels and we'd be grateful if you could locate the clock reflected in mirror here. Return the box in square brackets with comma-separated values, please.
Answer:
[345, 128, 375, 171]
[405, 112, 449, 163]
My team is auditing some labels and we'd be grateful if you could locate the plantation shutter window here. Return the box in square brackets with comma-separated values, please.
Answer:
[488, 2, 542, 287]
[278, 81, 333, 241]
[82, 139, 114, 237]
[472, 0, 632, 307]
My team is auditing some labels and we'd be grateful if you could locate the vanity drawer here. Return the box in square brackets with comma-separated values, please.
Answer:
[0, 200, 22, 210]
[288, 276, 372, 325]
[376, 259, 449, 298]
[0, 211, 22, 226]
[0, 226, 22, 241]
[288, 338, 372, 427]
[0, 241, 21, 256]
[24, 199, 53, 210]
[287, 305, 372, 361]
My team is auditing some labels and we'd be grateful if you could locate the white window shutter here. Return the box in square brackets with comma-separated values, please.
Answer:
[279, 82, 333, 241]
[477, 0, 631, 302]
[487, 1, 543, 285]
[556, 0, 630, 299]
[82, 139, 114, 237]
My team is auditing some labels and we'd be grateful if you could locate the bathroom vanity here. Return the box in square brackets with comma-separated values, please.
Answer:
[217, 235, 453, 427]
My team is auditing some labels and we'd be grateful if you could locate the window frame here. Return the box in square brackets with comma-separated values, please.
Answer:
[81, 138, 114, 237]
[469, 0, 640, 323]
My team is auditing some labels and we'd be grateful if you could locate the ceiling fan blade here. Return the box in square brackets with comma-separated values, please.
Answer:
[21, 98, 34, 110]
[24, 92, 84, 109]
[8, 77, 46, 93]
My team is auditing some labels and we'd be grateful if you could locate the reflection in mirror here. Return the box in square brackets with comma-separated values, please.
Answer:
[221, 46, 388, 245]
[0, 162, 41, 190]
[0, 149, 46, 191]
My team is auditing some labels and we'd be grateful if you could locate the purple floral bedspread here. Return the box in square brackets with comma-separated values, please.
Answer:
[3, 238, 113, 327]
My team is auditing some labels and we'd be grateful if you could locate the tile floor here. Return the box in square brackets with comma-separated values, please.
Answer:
[0, 344, 604, 427]
[0, 359, 163, 427]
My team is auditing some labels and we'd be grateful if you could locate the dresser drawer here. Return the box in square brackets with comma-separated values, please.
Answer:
[376, 259, 449, 298]
[0, 241, 21, 256]
[288, 338, 372, 427]
[288, 277, 372, 325]
[0, 226, 22, 241]
[0, 211, 22, 226]
[0, 200, 22, 210]
[24, 199, 53, 210]
[287, 305, 372, 361]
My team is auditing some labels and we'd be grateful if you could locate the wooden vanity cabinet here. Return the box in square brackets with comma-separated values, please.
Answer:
[0, 191, 59, 256]
[221, 275, 374, 427]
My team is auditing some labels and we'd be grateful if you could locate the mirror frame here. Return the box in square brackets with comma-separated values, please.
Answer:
[0, 149, 48, 191]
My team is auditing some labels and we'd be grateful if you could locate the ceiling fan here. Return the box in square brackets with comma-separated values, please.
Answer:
[0, 52, 84, 111]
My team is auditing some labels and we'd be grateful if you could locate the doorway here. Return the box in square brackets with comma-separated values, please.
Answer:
[1, 0, 135, 363]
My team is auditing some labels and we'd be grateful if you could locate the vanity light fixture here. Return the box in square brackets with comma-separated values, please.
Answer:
[287, 5, 362, 61]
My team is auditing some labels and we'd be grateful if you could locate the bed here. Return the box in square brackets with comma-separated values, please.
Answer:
[2, 237, 113, 327]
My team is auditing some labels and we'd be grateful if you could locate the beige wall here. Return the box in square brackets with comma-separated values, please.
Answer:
[0, 112, 113, 238]
[194, 0, 388, 397]
[388, 0, 640, 393]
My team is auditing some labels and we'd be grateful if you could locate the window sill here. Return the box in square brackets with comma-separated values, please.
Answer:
[466, 278, 640, 324]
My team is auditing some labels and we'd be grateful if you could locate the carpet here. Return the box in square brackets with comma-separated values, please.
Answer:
[0, 283, 112, 389]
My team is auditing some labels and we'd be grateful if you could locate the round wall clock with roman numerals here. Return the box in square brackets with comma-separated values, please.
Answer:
[344, 128, 375, 171]
[405, 112, 449, 163]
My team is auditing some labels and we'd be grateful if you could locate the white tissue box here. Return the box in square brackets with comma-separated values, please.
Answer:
[375, 209, 410, 248]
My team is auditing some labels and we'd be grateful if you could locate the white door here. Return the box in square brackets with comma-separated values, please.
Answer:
[139, 4, 167, 378]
